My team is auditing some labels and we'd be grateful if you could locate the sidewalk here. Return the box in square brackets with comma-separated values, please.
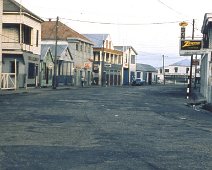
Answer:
[0, 86, 80, 96]
[189, 85, 212, 112]
[0, 84, 102, 96]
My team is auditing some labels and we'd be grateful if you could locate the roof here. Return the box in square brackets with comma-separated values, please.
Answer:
[42, 21, 92, 43]
[41, 45, 52, 60]
[83, 34, 109, 47]
[41, 44, 72, 59]
[3, 0, 43, 22]
[136, 63, 157, 72]
[114, 46, 138, 55]
[170, 59, 190, 67]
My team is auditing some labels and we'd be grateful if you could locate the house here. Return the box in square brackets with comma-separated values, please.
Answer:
[136, 63, 157, 85]
[1, 0, 43, 89]
[40, 45, 53, 87]
[201, 13, 212, 103]
[41, 20, 94, 87]
[157, 59, 197, 84]
[83, 34, 123, 86]
[114, 46, 137, 85]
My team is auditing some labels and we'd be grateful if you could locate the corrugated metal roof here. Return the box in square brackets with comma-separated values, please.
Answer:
[83, 34, 109, 47]
[114, 46, 138, 55]
[41, 44, 72, 59]
[136, 63, 157, 72]
[41, 45, 52, 60]
[4, 0, 43, 22]
[42, 21, 92, 43]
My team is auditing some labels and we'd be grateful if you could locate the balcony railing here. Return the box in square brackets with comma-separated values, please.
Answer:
[2, 42, 34, 52]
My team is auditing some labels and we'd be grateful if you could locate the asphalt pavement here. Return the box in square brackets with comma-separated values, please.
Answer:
[0, 84, 212, 170]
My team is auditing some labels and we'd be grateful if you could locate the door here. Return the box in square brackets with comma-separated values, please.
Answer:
[123, 68, 129, 85]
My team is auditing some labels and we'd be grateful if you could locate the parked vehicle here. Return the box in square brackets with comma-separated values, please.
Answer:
[131, 78, 145, 86]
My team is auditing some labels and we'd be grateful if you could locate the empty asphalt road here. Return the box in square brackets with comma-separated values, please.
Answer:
[0, 84, 212, 170]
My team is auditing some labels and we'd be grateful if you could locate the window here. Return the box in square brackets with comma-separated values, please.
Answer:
[28, 63, 35, 79]
[174, 67, 178, 73]
[137, 72, 141, 78]
[36, 30, 39, 47]
[186, 68, 189, 74]
[160, 69, 162, 74]
[165, 69, 169, 73]
[76, 44, 79, 51]
[22, 25, 32, 45]
[131, 55, 135, 64]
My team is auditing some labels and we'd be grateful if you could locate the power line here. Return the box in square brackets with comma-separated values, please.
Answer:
[59, 17, 188, 26]
[156, 0, 183, 16]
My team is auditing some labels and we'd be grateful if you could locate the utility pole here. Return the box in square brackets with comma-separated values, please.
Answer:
[53, 16, 59, 89]
[162, 55, 167, 85]
[101, 39, 105, 87]
[189, 19, 195, 97]
[0, 0, 3, 89]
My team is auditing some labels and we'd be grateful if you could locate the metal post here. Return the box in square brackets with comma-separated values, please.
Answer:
[53, 16, 59, 89]
[162, 55, 165, 85]
[189, 19, 195, 97]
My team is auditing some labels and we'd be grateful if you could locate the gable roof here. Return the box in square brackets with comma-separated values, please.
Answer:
[83, 34, 109, 48]
[3, 0, 43, 22]
[136, 63, 157, 72]
[41, 44, 73, 61]
[41, 45, 52, 60]
[42, 21, 92, 44]
[114, 46, 138, 55]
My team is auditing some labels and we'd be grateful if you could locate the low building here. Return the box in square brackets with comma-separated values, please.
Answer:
[84, 34, 123, 86]
[1, 0, 43, 89]
[40, 44, 73, 87]
[136, 63, 157, 85]
[40, 45, 54, 87]
[201, 13, 212, 103]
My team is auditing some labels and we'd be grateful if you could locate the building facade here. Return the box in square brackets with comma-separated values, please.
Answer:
[157, 59, 197, 84]
[201, 13, 212, 103]
[41, 20, 94, 87]
[114, 46, 137, 85]
[2, 0, 43, 88]
[136, 63, 157, 85]
[84, 34, 123, 86]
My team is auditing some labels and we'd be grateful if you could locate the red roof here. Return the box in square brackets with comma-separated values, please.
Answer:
[41, 21, 92, 43]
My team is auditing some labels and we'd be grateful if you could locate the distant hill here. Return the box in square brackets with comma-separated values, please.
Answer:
[170, 59, 190, 67]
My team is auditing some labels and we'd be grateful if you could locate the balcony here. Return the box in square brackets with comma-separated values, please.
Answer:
[2, 42, 34, 53]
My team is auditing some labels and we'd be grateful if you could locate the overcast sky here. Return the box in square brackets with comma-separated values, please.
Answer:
[19, 0, 212, 67]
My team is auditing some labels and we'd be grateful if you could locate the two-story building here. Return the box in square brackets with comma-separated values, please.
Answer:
[1, 0, 43, 89]
[41, 20, 94, 87]
[114, 46, 137, 85]
[201, 13, 212, 103]
[84, 34, 123, 86]
[157, 59, 197, 84]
